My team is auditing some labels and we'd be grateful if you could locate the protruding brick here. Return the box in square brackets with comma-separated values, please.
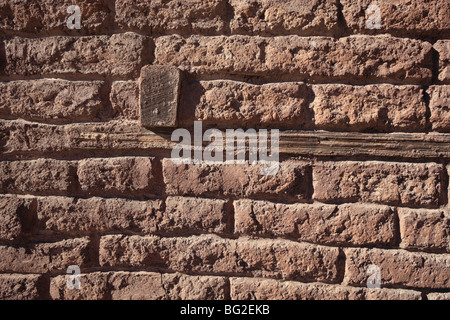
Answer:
[5, 33, 150, 78]
[230, 0, 339, 36]
[77, 157, 156, 197]
[100, 235, 340, 283]
[0, 159, 77, 195]
[110, 81, 139, 120]
[0, 196, 35, 241]
[0, 80, 108, 123]
[344, 248, 450, 289]
[50, 272, 228, 300]
[140, 65, 181, 128]
[311, 84, 427, 132]
[163, 160, 311, 201]
[313, 161, 442, 207]
[398, 208, 450, 253]
[0, 0, 112, 34]
[0, 237, 91, 273]
[0, 274, 42, 300]
[428, 86, 450, 132]
[181, 80, 311, 128]
[116, 0, 228, 35]
[341, 0, 450, 37]
[435, 41, 450, 84]
[230, 277, 422, 300]
[234, 200, 395, 246]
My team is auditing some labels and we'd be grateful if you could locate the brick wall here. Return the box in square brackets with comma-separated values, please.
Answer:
[0, 0, 449, 300]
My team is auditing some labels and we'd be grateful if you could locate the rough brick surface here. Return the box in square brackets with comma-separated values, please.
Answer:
[100, 235, 340, 283]
[344, 248, 450, 289]
[313, 161, 442, 207]
[428, 86, 450, 132]
[435, 41, 450, 84]
[311, 84, 427, 132]
[427, 292, 450, 300]
[234, 200, 396, 246]
[163, 160, 311, 200]
[51, 272, 228, 300]
[110, 81, 139, 120]
[0, 80, 108, 123]
[0, 274, 42, 300]
[0, 237, 91, 273]
[0, 196, 35, 241]
[341, 0, 450, 37]
[230, 277, 422, 300]
[5, 33, 151, 77]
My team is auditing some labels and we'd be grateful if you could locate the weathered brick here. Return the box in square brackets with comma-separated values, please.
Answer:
[0, 237, 91, 273]
[313, 161, 442, 207]
[0, 274, 42, 300]
[234, 200, 395, 246]
[36, 196, 228, 235]
[427, 292, 450, 300]
[181, 80, 311, 128]
[344, 248, 450, 289]
[50, 272, 228, 300]
[0, 196, 35, 241]
[428, 86, 450, 132]
[435, 41, 450, 84]
[77, 157, 156, 197]
[156, 35, 432, 84]
[0, 80, 109, 123]
[398, 208, 449, 253]
[116, 0, 228, 35]
[311, 84, 427, 132]
[110, 81, 139, 120]
[163, 159, 311, 201]
[341, 0, 450, 37]
[5, 33, 151, 78]
[230, 277, 422, 300]
[230, 0, 339, 36]
[0, 159, 77, 195]
[0, 0, 112, 34]
[100, 235, 340, 283]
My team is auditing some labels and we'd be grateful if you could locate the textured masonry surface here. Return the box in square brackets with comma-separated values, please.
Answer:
[0, 0, 449, 300]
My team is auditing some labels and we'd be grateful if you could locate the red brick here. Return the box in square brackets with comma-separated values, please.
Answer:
[234, 200, 395, 246]
[313, 161, 442, 207]
[435, 41, 450, 84]
[0, 274, 42, 300]
[428, 86, 450, 132]
[428, 292, 450, 300]
[344, 248, 450, 289]
[0, 195, 35, 241]
[110, 81, 139, 120]
[100, 235, 340, 283]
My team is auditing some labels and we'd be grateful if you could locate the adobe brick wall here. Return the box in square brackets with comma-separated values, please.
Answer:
[0, 0, 449, 300]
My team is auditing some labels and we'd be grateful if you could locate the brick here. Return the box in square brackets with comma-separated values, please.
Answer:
[344, 248, 450, 289]
[230, 277, 422, 300]
[100, 235, 340, 283]
[0, 80, 109, 123]
[398, 208, 450, 253]
[230, 0, 339, 36]
[311, 84, 427, 132]
[234, 200, 395, 246]
[428, 292, 450, 300]
[313, 161, 442, 207]
[5, 33, 151, 78]
[181, 80, 311, 128]
[163, 159, 311, 201]
[115, 0, 228, 35]
[435, 41, 450, 84]
[77, 157, 156, 197]
[0, 196, 35, 241]
[0, 237, 91, 273]
[140, 65, 181, 128]
[50, 272, 228, 300]
[0, 159, 77, 195]
[0, 274, 42, 300]
[156, 35, 432, 84]
[0, 0, 112, 34]
[36, 196, 228, 235]
[341, 0, 450, 37]
[110, 81, 139, 120]
[428, 86, 450, 132]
